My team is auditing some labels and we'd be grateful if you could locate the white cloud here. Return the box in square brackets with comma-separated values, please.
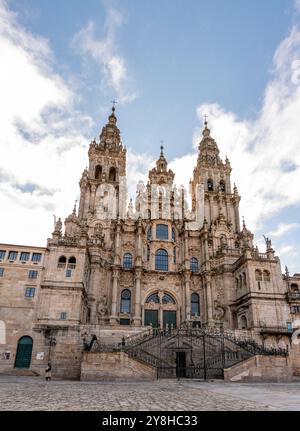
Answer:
[295, 0, 300, 13]
[0, 0, 92, 246]
[163, 25, 300, 237]
[72, 2, 137, 104]
[269, 223, 300, 237]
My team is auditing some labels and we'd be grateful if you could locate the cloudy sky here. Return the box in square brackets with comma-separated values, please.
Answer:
[0, 0, 300, 274]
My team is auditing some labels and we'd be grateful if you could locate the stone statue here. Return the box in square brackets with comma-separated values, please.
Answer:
[263, 235, 272, 249]
[213, 300, 226, 321]
[54, 217, 62, 234]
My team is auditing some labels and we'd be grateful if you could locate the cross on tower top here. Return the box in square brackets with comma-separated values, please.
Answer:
[203, 114, 208, 127]
[111, 100, 117, 111]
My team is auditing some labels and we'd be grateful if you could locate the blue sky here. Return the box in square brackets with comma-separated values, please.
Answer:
[0, 0, 300, 274]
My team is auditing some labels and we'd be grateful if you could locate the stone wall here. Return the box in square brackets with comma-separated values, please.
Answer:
[224, 355, 293, 382]
[80, 351, 157, 381]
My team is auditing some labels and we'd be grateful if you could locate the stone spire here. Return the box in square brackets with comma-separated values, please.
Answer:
[148, 145, 175, 186]
[98, 105, 122, 152]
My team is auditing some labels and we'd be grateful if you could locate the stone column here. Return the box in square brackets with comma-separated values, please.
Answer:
[88, 253, 101, 324]
[205, 275, 214, 326]
[109, 268, 120, 325]
[133, 269, 142, 326]
[184, 271, 191, 322]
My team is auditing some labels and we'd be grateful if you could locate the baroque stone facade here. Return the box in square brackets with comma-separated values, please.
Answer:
[0, 108, 299, 378]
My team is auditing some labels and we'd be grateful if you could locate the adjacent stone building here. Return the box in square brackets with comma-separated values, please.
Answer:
[0, 108, 299, 379]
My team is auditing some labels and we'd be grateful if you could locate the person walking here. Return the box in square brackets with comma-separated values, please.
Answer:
[45, 362, 52, 381]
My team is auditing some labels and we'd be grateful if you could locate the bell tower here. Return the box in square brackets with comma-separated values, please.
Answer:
[190, 118, 241, 232]
[78, 106, 127, 220]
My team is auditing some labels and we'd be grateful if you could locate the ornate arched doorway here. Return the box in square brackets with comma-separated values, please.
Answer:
[144, 291, 177, 328]
[14, 336, 33, 368]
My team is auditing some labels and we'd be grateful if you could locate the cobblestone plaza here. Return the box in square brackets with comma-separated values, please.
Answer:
[0, 377, 300, 411]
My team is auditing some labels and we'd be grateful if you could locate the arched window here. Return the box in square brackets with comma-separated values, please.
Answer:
[191, 293, 200, 316]
[155, 249, 168, 271]
[190, 257, 199, 273]
[147, 227, 152, 241]
[162, 293, 176, 304]
[123, 253, 133, 269]
[219, 180, 226, 192]
[57, 256, 66, 268]
[207, 179, 214, 191]
[147, 209, 151, 219]
[146, 293, 160, 303]
[239, 275, 242, 289]
[156, 224, 168, 240]
[109, 167, 116, 182]
[173, 247, 176, 264]
[172, 228, 176, 242]
[14, 336, 33, 368]
[120, 289, 131, 313]
[291, 283, 299, 292]
[263, 270, 270, 282]
[95, 165, 102, 180]
[68, 256, 76, 269]
[240, 315, 248, 330]
[255, 269, 262, 281]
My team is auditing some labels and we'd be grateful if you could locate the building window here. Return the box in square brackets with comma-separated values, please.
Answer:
[20, 252, 30, 261]
[60, 312, 67, 320]
[263, 270, 270, 282]
[191, 293, 200, 316]
[120, 318, 130, 325]
[120, 289, 131, 313]
[219, 180, 226, 192]
[32, 253, 42, 262]
[172, 228, 176, 242]
[155, 249, 168, 271]
[109, 167, 116, 182]
[291, 305, 300, 314]
[0, 250, 6, 260]
[25, 287, 35, 298]
[147, 245, 150, 261]
[255, 269, 262, 281]
[66, 269, 72, 278]
[58, 256, 67, 269]
[162, 293, 175, 304]
[207, 179, 214, 191]
[156, 224, 168, 240]
[123, 253, 133, 269]
[291, 284, 299, 292]
[146, 293, 160, 303]
[190, 258, 199, 273]
[0, 268, 4, 277]
[95, 165, 102, 180]
[173, 247, 176, 264]
[147, 226, 152, 241]
[8, 251, 18, 261]
[28, 270, 38, 279]
[67, 256, 76, 269]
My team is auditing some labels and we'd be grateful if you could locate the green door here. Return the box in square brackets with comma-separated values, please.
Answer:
[144, 310, 159, 328]
[163, 311, 176, 328]
[14, 336, 33, 368]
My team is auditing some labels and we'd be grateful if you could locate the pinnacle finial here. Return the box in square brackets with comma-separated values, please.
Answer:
[204, 114, 208, 128]
[160, 140, 164, 156]
[242, 216, 246, 229]
[73, 199, 77, 215]
[111, 99, 117, 112]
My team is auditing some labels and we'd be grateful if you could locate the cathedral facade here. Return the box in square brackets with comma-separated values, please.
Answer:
[0, 107, 299, 378]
